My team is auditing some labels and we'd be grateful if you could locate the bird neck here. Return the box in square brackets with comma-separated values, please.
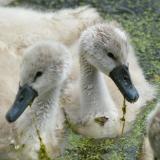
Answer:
[16, 86, 61, 134]
[33, 88, 60, 124]
[79, 54, 114, 118]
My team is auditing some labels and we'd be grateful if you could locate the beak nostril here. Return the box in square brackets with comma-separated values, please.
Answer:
[123, 75, 129, 86]
[19, 95, 24, 102]
[124, 76, 128, 81]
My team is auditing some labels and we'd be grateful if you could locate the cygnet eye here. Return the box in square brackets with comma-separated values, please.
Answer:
[107, 52, 116, 60]
[34, 71, 43, 82]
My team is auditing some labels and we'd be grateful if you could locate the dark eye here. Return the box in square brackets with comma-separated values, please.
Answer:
[34, 71, 43, 82]
[107, 52, 116, 60]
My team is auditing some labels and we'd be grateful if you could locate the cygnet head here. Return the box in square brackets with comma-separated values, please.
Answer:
[79, 23, 139, 102]
[6, 41, 72, 122]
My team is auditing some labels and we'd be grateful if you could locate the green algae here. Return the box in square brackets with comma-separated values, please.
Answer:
[54, 101, 156, 160]
[120, 98, 127, 135]
[36, 128, 51, 160]
[30, 104, 51, 160]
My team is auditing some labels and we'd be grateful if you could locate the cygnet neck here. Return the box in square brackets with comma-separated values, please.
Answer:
[79, 54, 114, 119]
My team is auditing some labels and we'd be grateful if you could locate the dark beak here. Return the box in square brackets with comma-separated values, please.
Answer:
[109, 65, 139, 103]
[6, 84, 38, 123]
